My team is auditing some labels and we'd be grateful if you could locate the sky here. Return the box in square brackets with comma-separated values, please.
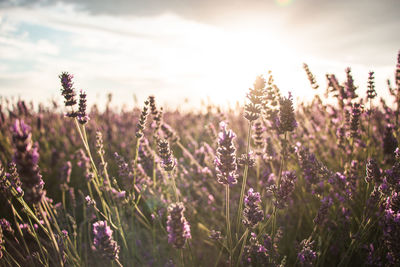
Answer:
[0, 0, 399, 110]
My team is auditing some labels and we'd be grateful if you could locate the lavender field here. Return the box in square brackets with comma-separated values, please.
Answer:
[0, 50, 398, 266]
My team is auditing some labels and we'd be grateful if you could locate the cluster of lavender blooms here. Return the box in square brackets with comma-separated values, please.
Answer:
[297, 239, 317, 267]
[0, 162, 23, 198]
[59, 72, 89, 123]
[214, 122, 238, 185]
[166, 202, 191, 249]
[136, 100, 149, 138]
[276, 92, 297, 134]
[297, 147, 324, 194]
[114, 152, 134, 191]
[76, 149, 94, 181]
[350, 103, 362, 139]
[244, 75, 265, 121]
[243, 230, 283, 266]
[365, 158, 381, 184]
[252, 121, 265, 155]
[267, 171, 297, 209]
[92, 220, 120, 261]
[237, 151, 256, 168]
[383, 191, 400, 265]
[60, 161, 72, 191]
[12, 119, 45, 204]
[242, 188, 264, 228]
[158, 139, 176, 172]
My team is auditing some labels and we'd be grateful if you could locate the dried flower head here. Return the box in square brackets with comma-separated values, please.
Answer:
[303, 63, 319, 90]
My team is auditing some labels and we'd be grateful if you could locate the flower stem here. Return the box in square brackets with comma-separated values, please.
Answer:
[236, 121, 253, 233]
[226, 185, 233, 267]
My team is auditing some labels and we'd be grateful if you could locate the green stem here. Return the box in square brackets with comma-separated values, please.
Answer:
[236, 121, 253, 233]
[236, 229, 249, 267]
[226, 185, 233, 267]
[133, 137, 141, 192]
[170, 171, 180, 202]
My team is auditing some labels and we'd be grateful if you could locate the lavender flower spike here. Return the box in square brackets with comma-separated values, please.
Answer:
[158, 139, 176, 172]
[297, 239, 317, 266]
[92, 220, 120, 261]
[215, 122, 238, 185]
[59, 72, 78, 117]
[243, 188, 264, 228]
[12, 119, 45, 204]
[167, 202, 191, 249]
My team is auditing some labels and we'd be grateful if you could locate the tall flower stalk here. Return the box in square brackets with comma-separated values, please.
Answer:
[271, 92, 297, 237]
[133, 100, 149, 191]
[215, 121, 238, 265]
[237, 76, 265, 233]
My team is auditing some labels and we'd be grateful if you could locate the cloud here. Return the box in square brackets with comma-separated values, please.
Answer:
[0, 1, 398, 109]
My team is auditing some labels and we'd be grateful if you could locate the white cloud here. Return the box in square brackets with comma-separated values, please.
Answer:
[0, 3, 398, 110]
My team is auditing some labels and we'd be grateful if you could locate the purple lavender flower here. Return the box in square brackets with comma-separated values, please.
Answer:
[215, 122, 238, 186]
[0, 219, 14, 236]
[114, 152, 134, 191]
[313, 197, 332, 227]
[136, 100, 149, 138]
[364, 243, 382, 266]
[268, 171, 297, 209]
[12, 119, 45, 204]
[158, 139, 176, 172]
[166, 202, 191, 249]
[161, 123, 179, 143]
[60, 161, 72, 186]
[244, 76, 265, 121]
[237, 151, 256, 168]
[77, 90, 89, 124]
[59, 72, 78, 117]
[366, 71, 377, 100]
[297, 147, 320, 187]
[243, 188, 264, 228]
[365, 158, 381, 184]
[0, 162, 23, 198]
[277, 92, 297, 133]
[252, 121, 265, 154]
[297, 239, 317, 266]
[383, 191, 400, 264]
[383, 125, 398, 157]
[7, 162, 23, 198]
[209, 230, 222, 241]
[243, 230, 282, 266]
[92, 220, 120, 260]
[344, 67, 358, 99]
[349, 103, 362, 138]
[76, 149, 93, 181]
